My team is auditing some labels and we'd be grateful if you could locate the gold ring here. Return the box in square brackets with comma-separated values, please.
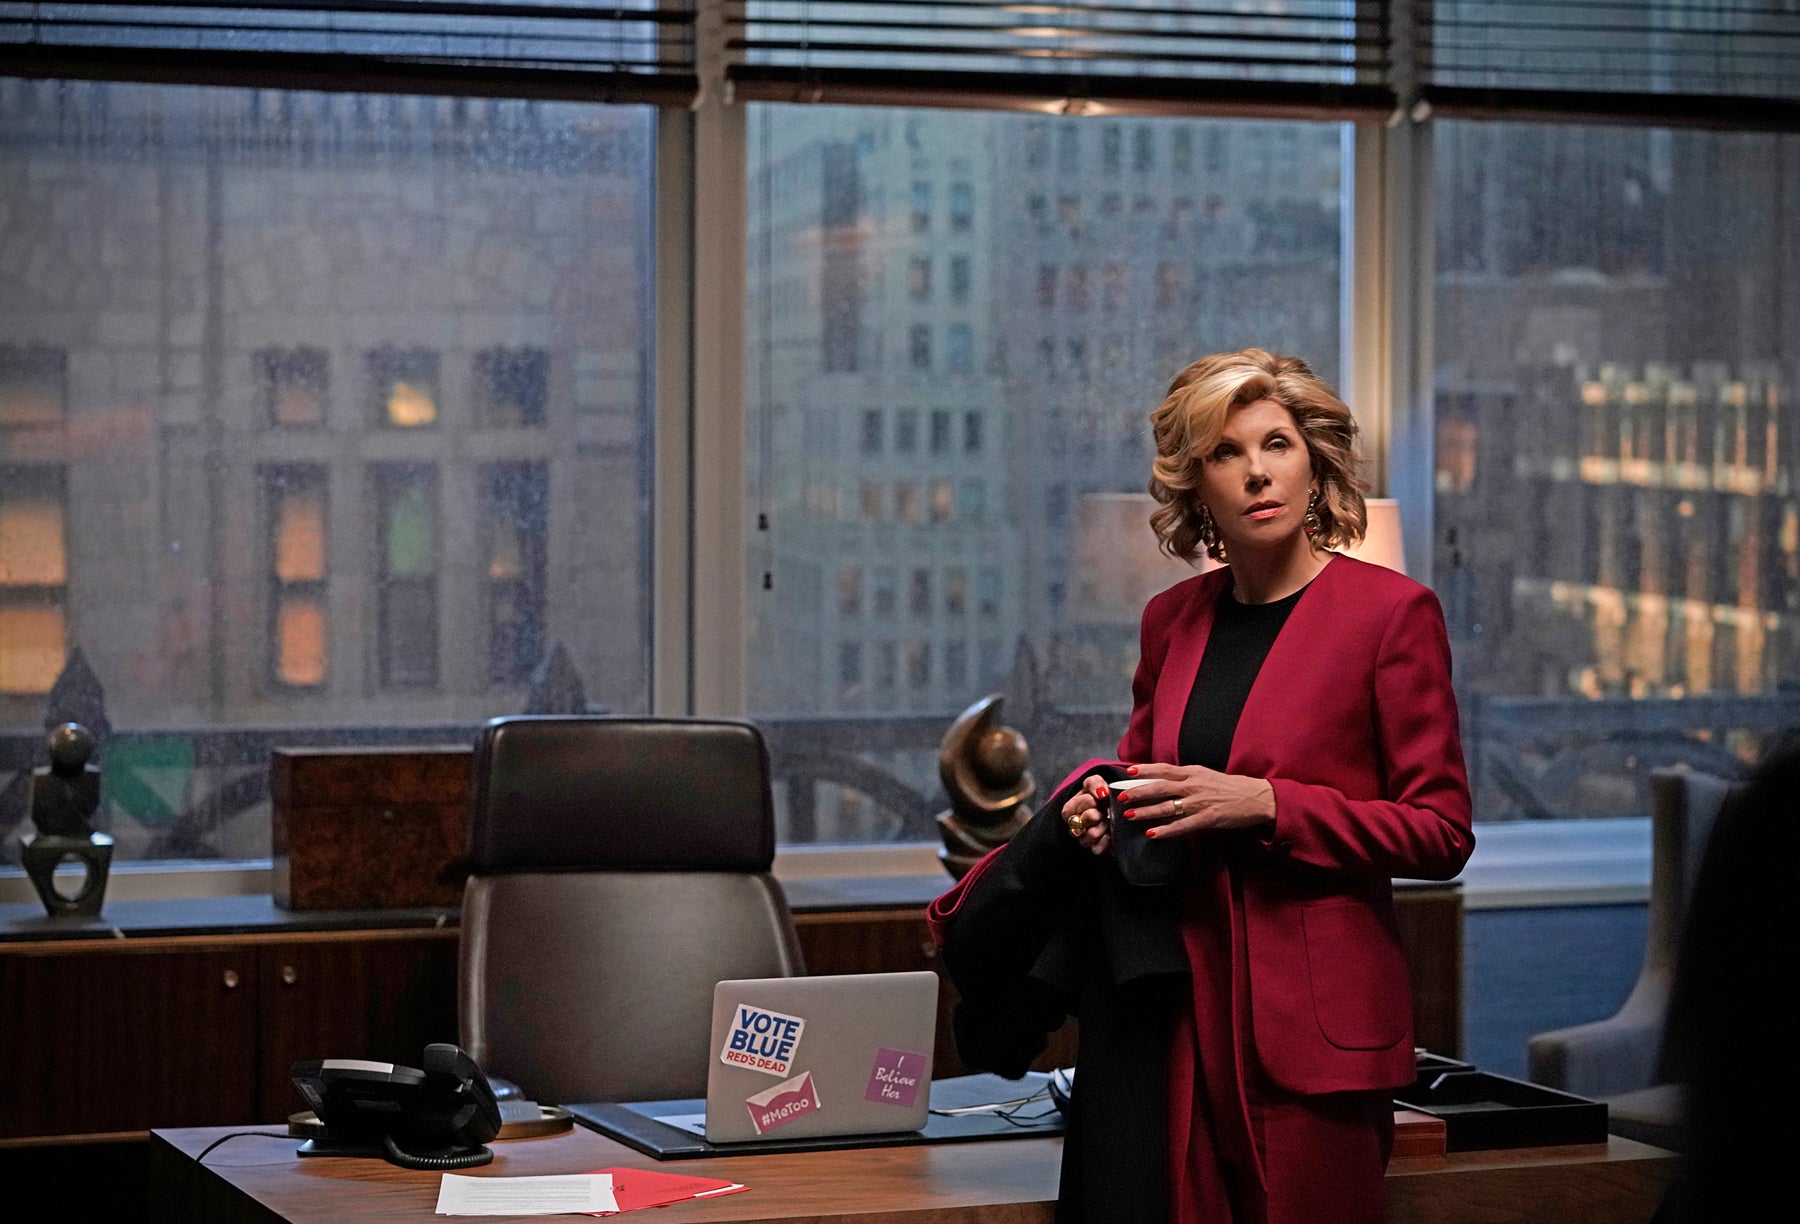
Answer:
[1173, 798, 1184, 816]
[1066, 812, 1084, 836]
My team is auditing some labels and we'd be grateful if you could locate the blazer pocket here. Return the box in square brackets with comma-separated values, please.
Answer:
[1301, 899, 1410, 1051]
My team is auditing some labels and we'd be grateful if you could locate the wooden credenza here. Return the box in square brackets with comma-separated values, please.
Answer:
[0, 877, 1461, 1147]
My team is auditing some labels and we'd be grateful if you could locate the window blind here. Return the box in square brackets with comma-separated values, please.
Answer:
[0, 1, 698, 105]
[726, 1, 1396, 120]
[1417, 1, 1800, 128]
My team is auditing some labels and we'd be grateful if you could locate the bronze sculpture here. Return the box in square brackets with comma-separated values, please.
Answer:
[22, 722, 114, 917]
[935, 695, 1035, 879]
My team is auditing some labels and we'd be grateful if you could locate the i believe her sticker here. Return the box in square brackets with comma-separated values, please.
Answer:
[719, 1003, 806, 1077]
[864, 1048, 926, 1107]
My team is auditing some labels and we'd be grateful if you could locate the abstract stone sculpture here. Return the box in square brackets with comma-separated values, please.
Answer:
[22, 722, 113, 918]
[935, 695, 1035, 879]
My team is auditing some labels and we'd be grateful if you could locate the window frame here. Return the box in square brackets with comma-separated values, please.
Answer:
[1, 9, 1529, 895]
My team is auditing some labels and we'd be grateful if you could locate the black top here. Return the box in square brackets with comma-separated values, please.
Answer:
[1177, 581, 1309, 771]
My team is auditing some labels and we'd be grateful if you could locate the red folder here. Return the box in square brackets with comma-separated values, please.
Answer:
[586, 1166, 748, 1214]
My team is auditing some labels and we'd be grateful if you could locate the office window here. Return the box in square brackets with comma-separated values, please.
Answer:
[895, 481, 922, 524]
[950, 256, 972, 305]
[872, 566, 898, 618]
[369, 347, 439, 428]
[977, 567, 1001, 617]
[1103, 264, 1128, 312]
[910, 181, 931, 233]
[1102, 125, 1122, 172]
[0, 344, 66, 426]
[930, 479, 954, 523]
[0, 80, 655, 864]
[908, 257, 932, 301]
[947, 324, 973, 374]
[949, 182, 974, 233]
[944, 640, 968, 689]
[960, 479, 987, 522]
[264, 465, 328, 689]
[837, 566, 863, 616]
[910, 568, 931, 616]
[375, 464, 439, 688]
[905, 640, 931, 689]
[860, 409, 883, 455]
[1057, 126, 1079, 173]
[894, 409, 919, 455]
[929, 410, 952, 455]
[1435, 121, 1800, 820]
[0, 466, 68, 694]
[1133, 127, 1154, 172]
[1067, 265, 1089, 312]
[1173, 129, 1193, 173]
[874, 640, 898, 690]
[945, 568, 968, 616]
[839, 641, 863, 695]
[909, 325, 931, 370]
[964, 411, 984, 454]
[257, 347, 328, 427]
[747, 105, 1344, 842]
[1024, 122, 1048, 169]
[1156, 263, 1184, 310]
[860, 480, 883, 522]
[484, 462, 547, 687]
[476, 346, 549, 428]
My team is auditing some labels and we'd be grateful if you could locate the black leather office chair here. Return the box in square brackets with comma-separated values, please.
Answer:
[458, 717, 806, 1106]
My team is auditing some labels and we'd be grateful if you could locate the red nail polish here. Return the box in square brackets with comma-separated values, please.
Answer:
[1122, 809, 1134, 819]
[1096, 786, 1109, 801]
[1145, 829, 1158, 839]
[1127, 766, 1139, 775]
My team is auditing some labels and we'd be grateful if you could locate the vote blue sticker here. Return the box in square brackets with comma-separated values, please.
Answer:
[719, 1003, 807, 1077]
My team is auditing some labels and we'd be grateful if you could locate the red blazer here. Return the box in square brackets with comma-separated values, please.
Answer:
[1124, 553, 1474, 1093]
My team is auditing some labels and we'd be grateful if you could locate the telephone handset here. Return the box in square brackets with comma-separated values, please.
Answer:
[291, 1043, 502, 1169]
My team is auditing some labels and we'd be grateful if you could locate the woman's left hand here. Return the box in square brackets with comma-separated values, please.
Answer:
[1117, 762, 1276, 840]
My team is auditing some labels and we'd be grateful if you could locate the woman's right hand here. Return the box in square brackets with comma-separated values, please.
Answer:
[1061, 775, 1112, 856]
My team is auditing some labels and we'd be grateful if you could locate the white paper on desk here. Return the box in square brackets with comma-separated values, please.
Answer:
[436, 1173, 618, 1215]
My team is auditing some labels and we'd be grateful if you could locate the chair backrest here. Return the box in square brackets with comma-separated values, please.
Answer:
[1642, 766, 1741, 981]
[458, 716, 805, 1105]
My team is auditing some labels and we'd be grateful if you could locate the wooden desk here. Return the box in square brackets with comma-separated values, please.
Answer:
[150, 1122, 1672, 1224]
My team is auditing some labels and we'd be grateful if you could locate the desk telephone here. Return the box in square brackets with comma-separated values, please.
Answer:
[290, 1043, 502, 1169]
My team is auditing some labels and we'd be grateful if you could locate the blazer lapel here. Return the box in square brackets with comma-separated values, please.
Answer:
[1153, 571, 1226, 763]
[1226, 554, 1343, 773]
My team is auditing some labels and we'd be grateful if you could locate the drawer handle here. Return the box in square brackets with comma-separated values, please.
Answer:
[281, 965, 298, 986]
[222, 969, 240, 990]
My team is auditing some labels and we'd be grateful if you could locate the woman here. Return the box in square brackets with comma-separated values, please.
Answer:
[928, 349, 1474, 1224]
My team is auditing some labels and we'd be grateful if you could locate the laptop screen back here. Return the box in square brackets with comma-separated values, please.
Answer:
[700, 971, 938, 1143]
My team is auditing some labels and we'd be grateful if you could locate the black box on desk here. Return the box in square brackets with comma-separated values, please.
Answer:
[1395, 1066, 1608, 1151]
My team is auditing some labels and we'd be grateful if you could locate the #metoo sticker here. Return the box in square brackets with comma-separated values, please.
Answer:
[744, 1072, 822, 1135]
[863, 1048, 926, 1108]
[719, 1003, 806, 1077]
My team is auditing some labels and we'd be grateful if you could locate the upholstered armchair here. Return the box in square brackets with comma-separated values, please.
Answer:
[1525, 766, 1741, 1148]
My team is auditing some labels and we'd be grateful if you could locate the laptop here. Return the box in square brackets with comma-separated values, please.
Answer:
[651, 971, 939, 1144]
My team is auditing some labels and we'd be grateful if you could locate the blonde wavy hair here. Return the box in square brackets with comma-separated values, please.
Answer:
[1148, 348, 1369, 563]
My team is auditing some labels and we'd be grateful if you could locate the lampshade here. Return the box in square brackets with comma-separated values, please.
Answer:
[1340, 498, 1406, 575]
[1070, 493, 1203, 626]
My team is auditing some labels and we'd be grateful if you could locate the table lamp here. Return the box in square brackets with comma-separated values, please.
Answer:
[1340, 497, 1407, 574]
[1071, 493, 1207, 627]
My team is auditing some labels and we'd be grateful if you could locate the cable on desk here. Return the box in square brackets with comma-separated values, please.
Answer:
[929, 1087, 1060, 1126]
[183, 1130, 293, 1219]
